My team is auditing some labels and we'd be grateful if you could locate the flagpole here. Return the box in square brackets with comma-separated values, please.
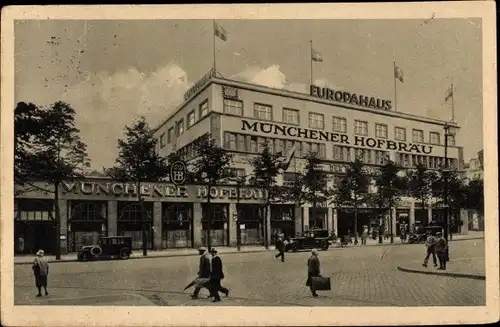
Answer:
[451, 83, 455, 122]
[310, 40, 313, 85]
[213, 20, 217, 73]
[393, 62, 398, 112]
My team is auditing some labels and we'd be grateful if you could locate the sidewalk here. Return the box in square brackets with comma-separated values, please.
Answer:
[15, 231, 484, 265]
[397, 256, 486, 280]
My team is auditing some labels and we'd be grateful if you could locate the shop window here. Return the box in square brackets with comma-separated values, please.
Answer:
[163, 204, 191, 230]
[118, 203, 153, 222]
[70, 201, 106, 221]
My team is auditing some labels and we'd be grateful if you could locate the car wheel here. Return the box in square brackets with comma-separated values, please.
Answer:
[119, 249, 130, 260]
[292, 244, 298, 252]
[322, 242, 329, 250]
[80, 252, 89, 261]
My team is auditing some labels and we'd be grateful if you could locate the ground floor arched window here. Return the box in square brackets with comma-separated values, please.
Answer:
[162, 203, 193, 248]
[237, 204, 262, 245]
[68, 200, 107, 252]
[118, 202, 153, 250]
[201, 203, 228, 247]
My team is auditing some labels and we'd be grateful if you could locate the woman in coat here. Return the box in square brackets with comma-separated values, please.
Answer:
[306, 248, 320, 297]
[33, 249, 49, 297]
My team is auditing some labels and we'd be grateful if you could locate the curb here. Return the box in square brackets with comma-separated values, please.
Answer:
[15, 236, 484, 265]
[396, 266, 486, 280]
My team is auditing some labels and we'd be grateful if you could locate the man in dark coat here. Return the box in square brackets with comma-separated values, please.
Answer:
[422, 231, 437, 267]
[274, 236, 285, 262]
[191, 247, 212, 299]
[209, 248, 229, 302]
[435, 232, 448, 270]
[306, 248, 320, 297]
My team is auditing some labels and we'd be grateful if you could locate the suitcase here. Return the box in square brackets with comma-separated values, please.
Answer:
[311, 276, 331, 291]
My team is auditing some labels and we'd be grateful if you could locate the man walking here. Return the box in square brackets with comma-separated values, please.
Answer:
[435, 232, 448, 270]
[32, 250, 49, 297]
[191, 246, 212, 299]
[306, 249, 321, 297]
[209, 248, 229, 302]
[422, 231, 437, 267]
[274, 236, 285, 262]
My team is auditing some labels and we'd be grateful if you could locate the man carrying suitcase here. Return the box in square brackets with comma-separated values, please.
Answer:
[306, 249, 321, 297]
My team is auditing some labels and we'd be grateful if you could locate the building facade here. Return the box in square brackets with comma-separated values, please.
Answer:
[152, 69, 466, 242]
[14, 70, 469, 255]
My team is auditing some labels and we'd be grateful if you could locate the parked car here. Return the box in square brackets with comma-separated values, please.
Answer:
[285, 229, 330, 252]
[77, 236, 132, 261]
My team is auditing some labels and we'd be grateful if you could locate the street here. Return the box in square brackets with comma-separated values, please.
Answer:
[14, 239, 485, 307]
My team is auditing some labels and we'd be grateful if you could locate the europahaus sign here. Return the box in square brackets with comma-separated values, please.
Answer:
[61, 181, 266, 201]
[310, 85, 392, 111]
[241, 120, 433, 154]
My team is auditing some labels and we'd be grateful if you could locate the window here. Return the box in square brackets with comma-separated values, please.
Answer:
[275, 139, 284, 154]
[187, 110, 195, 128]
[412, 129, 424, 143]
[333, 117, 347, 133]
[257, 137, 267, 153]
[230, 168, 246, 178]
[224, 132, 237, 150]
[375, 124, 388, 139]
[167, 127, 174, 143]
[177, 119, 184, 136]
[237, 134, 246, 151]
[398, 153, 410, 167]
[254, 103, 273, 121]
[249, 136, 258, 153]
[223, 99, 243, 116]
[318, 144, 326, 158]
[354, 120, 368, 136]
[447, 135, 455, 146]
[199, 100, 209, 118]
[430, 132, 440, 145]
[310, 143, 319, 154]
[309, 112, 324, 129]
[395, 127, 406, 141]
[160, 133, 166, 148]
[282, 108, 299, 125]
[375, 150, 387, 165]
[333, 145, 351, 161]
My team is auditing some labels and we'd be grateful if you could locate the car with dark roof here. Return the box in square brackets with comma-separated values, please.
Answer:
[77, 236, 132, 261]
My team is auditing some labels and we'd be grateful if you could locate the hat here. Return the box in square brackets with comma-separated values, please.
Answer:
[198, 246, 207, 252]
[210, 248, 217, 253]
[311, 248, 319, 255]
[36, 250, 44, 256]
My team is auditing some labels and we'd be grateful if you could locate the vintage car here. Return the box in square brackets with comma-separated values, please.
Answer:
[285, 229, 331, 252]
[77, 236, 133, 261]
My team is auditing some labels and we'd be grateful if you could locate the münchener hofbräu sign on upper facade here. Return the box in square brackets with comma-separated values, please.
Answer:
[241, 119, 434, 155]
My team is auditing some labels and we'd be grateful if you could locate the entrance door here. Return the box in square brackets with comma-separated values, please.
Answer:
[15, 221, 57, 254]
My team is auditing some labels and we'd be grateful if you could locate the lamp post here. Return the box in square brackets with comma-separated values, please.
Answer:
[443, 123, 456, 260]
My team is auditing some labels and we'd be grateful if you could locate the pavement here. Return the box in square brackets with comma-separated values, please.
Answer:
[14, 238, 486, 307]
[14, 231, 484, 264]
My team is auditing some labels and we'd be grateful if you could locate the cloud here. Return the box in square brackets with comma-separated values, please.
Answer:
[60, 64, 189, 169]
[231, 64, 340, 94]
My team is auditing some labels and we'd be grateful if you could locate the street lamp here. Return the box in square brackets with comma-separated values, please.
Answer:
[228, 175, 248, 252]
[443, 123, 457, 244]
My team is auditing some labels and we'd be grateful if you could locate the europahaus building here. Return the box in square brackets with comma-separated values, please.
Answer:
[14, 69, 471, 255]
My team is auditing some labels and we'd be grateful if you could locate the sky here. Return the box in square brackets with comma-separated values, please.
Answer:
[14, 18, 483, 170]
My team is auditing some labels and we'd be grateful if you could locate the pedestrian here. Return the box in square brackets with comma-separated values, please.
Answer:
[435, 232, 448, 270]
[422, 231, 437, 267]
[191, 246, 212, 299]
[17, 235, 25, 255]
[274, 236, 285, 262]
[306, 248, 321, 297]
[208, 248, 229, 302]
[361, 226, 368, 245]
[32, 249, 49, 297]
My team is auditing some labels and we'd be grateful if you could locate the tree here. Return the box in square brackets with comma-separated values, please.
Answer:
[373, 160, 407, 243]
[407, 163, 438, 217]
[14, 101, 90, 259]
[191, 137, 233, 251]
[249, 142, 281, 249]
[465, 178, 484, 216]
[334, 159, 369, 244]
[431, 169, 468, 236]
[106, 116, 169, 256]
[301, 151, 331, 230]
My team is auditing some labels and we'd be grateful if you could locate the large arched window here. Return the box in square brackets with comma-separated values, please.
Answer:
[163, 204, 191, 230]
[118, 203, 153, 222]
[70, 201, 105, 221]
